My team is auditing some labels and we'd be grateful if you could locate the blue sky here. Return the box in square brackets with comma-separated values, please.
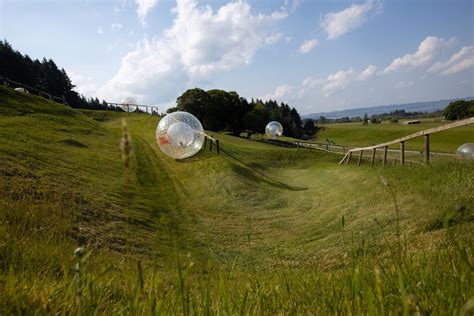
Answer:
[1, 0, 473, 114]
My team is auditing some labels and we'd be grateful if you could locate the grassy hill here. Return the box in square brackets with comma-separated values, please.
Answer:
[1, 86, 473, 314]
[316, 120, 474, 153]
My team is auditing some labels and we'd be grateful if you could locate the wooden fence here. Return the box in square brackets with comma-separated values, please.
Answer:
[291, 140, 455, 165]
[204, 135, 220, 154]
[337, 117, 474, 166]
[106, 102, 160, 115]
[0, 76, 67, 105]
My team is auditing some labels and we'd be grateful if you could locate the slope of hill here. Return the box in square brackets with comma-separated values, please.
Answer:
[0, 86, 473, 314]
[316, 120, 474, 153]
[304, 97, 474, 119]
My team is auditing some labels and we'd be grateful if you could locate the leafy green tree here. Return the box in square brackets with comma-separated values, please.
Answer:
[176, 88, 210, 122]
[243, 102, 269, 134]
[443, 100, 474, 120]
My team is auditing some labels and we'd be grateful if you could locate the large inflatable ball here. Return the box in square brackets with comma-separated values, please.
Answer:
[456, 143, 474, 159]
[121, 97, 137, 112]
[156, 111, 205, 159]
[265, 121, 283, 138]
[14, 87, 28, 93]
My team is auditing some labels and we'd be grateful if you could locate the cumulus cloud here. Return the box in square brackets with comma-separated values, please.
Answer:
[383, 36, 456, 74]
[282, 65, 376, 101]
[321, 0, 380, 40]
[98, 0, 287, 103]
[298, 38, 319, 54]
[427, 45, 474, 75]
[261, 84, 296, 101]
[69, 72, 98, 97]
[322, 68, 354, 97]
[136, 0, 159, 26]
[357, 64, 377, 80]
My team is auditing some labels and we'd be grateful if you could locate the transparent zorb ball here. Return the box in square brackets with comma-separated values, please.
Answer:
[456, 143, 474, 159]
[265, 121, 283, 138]
[14, 87, 28, 93]
[156, 111, 205, 159]
[121, 97, 137, 112]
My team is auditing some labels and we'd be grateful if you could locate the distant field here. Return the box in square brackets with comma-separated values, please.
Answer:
[316, 120, 474, 153]
[1, 86, 473, 314]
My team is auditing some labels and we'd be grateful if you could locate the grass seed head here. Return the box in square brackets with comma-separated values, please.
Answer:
[120, 118, 132, 168]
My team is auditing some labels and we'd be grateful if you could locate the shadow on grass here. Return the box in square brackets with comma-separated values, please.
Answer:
[220, 147, 307, 191]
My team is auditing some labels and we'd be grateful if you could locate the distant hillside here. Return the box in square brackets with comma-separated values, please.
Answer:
[303, 97, 474, 119]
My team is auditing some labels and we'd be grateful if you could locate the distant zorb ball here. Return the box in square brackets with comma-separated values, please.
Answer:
[156, 111, 205, 159]
[265, 121, 283, 138]
[456, 143, 474, 159]
[14, 87, 28, 93]
[121, 97, 137, 111]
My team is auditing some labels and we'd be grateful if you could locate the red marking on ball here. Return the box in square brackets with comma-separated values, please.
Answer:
[159, 136, 169, 145]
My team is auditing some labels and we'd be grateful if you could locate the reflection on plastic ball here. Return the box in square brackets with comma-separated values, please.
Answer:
[156, 111, 205, 159]
[456, 143, 474, 159]
[122, 97, 137, 111]
[167, 122, 195, 147]
[265, 121, 283, 138]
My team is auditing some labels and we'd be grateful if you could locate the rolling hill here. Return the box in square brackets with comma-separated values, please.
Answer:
[0, 86, 473, 314]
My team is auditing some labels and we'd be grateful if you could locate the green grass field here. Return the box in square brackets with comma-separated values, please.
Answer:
[1, 86, 473, 314]
[316, 120, 474, 153]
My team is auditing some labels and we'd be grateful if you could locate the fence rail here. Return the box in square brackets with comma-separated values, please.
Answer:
[106, 102, 160, 115]
[337, 117, 474, 166]
[204, 135, 220, 154]
[290, 140, 456, 165]
[0, 76, 67, 105]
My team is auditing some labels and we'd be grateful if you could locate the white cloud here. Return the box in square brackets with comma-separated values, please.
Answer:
[293, 65, 375, 99]
[136, 0, 160, 26]
[97, 27, 104, 35]
[261, 84, 296, 101]
[111, 23, 123, 31]
[427, 45, 474, 75]
[298, 38, 319, 54]
[99, 0, 287, 103]
[322, 68, 354, 97]
[383, 36, 456, 74]
[265, 32, 283, 45]
[357, 64, 377, 80]
[320, 0, 379, 40]
[69, 72, 98, 97]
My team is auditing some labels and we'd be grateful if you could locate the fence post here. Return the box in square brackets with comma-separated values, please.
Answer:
[357, 151, 363, 166]
[424, 134, 430, 164]
[204, 136, 207, 148]
[325, 144, 329, 152]
[216, 140, 220, 154]
[383, 146, 388, 166]
[371, 148, 376, 166]
[209, 140, 213, 151]
[400, 141, 405, 166]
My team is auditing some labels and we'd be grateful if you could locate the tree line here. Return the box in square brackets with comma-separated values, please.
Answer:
[170, 88, 315, 138]
[0, 40, 122, 111]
